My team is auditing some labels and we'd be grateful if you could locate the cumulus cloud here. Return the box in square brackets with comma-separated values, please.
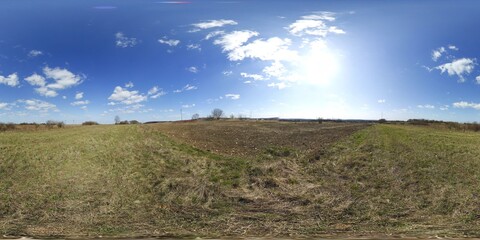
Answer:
[192, 19, 237, 30]
[108, 86, 147, 105]
[115, 32, 138, 48]
[71, 100, 90, 106]
[435, 58, 475, 82]
[158, 37, 180, 47]
[225, 93, 240, 100]
[378, 99, 386, 103]
[24, 73, 45, 86]
[75, 92, 84, 100]
[0, 73, 19, 87]
[453, 101, 480, 110]
[28, 50, 43, 57]
[173, 84, 197, 93]
[417, 104, 435, 109]
[25, 67, 84, 97]
[19, 99, 58, 112]
[448, 45, 459, 51]
[124, 81, 134, 88]
[240, 72, 264, 81]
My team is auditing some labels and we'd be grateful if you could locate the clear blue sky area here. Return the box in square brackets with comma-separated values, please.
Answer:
[1, 0, 480, 123]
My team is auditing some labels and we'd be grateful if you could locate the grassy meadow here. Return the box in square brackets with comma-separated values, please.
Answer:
[1, 122, 480, 238]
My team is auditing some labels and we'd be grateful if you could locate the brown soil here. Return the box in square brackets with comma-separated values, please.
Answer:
[149, 120, 369, 158]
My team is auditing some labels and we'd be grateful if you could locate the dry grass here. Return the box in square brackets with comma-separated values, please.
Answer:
[2, 122, 480, 238]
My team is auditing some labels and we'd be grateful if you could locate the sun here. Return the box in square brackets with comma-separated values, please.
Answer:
[299, 43, 340, 85]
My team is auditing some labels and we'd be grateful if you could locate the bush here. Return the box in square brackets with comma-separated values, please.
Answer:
[46, 120, 65, 129]
[129, 120, 141, 124]
[82, 121, 99, 126]
[118, 120, 129, 125]
[0, 123, 16, 132]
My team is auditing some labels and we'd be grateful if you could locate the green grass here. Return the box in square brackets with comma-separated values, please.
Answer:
[3, 123, 480, 237]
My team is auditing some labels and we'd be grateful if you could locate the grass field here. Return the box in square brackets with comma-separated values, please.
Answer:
[1, 121, 480, 238]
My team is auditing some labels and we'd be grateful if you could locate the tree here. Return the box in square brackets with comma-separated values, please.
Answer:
[114, 115, 120, 124]
[211, 108, 223, 120]
[191, 113, 200, 120]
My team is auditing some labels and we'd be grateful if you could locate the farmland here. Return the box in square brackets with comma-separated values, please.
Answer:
[1, 121, 480, 238]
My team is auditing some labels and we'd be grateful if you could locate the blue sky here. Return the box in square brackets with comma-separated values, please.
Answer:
[2, 0, 480, 123]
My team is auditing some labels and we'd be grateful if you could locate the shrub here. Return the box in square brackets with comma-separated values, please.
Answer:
[0, 123, 16, 132]
[129, 120, 140, 124]
[82, 121, 99, 126]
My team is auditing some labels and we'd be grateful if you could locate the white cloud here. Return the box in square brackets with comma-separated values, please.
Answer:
[35, 87, 58, 97]
[158, 38, 180, 47]
[213, 30, 259, 52]
[222, 70, 233, 76]
[267, 82, 287, 89]
[439, 105, 449, 111]
[417, 104, 435, 109]
[62, 96, 67, 99]
[173, 84, 197, 93]
[187, 44, 201, 51]
[435, 58, 475, 82]
[205, 30, 225, 40]
[432, 47, 446, 62]
[187, 66, 198, 73]
[25, 68, 83, 97]
[24, 73, 45, 86]
[71, 100, 90, 106]
[263, 61, 286, 78]
[192, 19, 237, 30]
[225, 94, 240, 100]
[44, 67, 83, 90]
[0, 102, 9, 110]
[225, 37, 299, 62]
[476, 75, 480, 84]
[448, 45, 459, 51]
[115, 32, 138, 48]
[0, 73, 19, 87]
[240, 72, 264, 81]
[378, 99, 386, 104]
[80, 106, 87, 110]
[287, 13, 345, 37]
[453, 101, 480, 110]
[181, 103, 196, 108]
[28, 50, 43, 57]
[19, 99, 58, 112]
[148, 86, 167, 99]
[108, 86, 147, 105]
[125, 81, 134, 88]
[75, 92, 84, 100]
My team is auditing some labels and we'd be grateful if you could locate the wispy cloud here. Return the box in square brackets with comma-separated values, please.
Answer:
[19, 99, 58, 112]
[173, 84, 197, 93]
[75, 92, 84, 100]
[71, 100, 90, 106]
[417, 104, 435, 109]
[28, 50, 43, 57]
[187, 66, 198, 73]
[225, 93, 240, 100]
[158, 37, 180, 47]
[240, 72, 264, 81]
[115, 32, 139, 48]
[192, 19, 237, 31]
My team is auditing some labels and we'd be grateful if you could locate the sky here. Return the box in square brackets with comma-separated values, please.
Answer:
[2, 0, 480, 123]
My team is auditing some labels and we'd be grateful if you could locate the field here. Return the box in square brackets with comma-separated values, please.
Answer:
[2, 121, 480, 238]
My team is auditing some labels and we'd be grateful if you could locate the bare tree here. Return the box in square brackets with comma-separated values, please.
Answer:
[211, 108, 224, 120]
[191, 113, 200, 120]
[114, 115, 120, 124]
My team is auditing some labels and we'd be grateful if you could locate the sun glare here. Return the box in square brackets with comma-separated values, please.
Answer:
[299, 44, 340, 85]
